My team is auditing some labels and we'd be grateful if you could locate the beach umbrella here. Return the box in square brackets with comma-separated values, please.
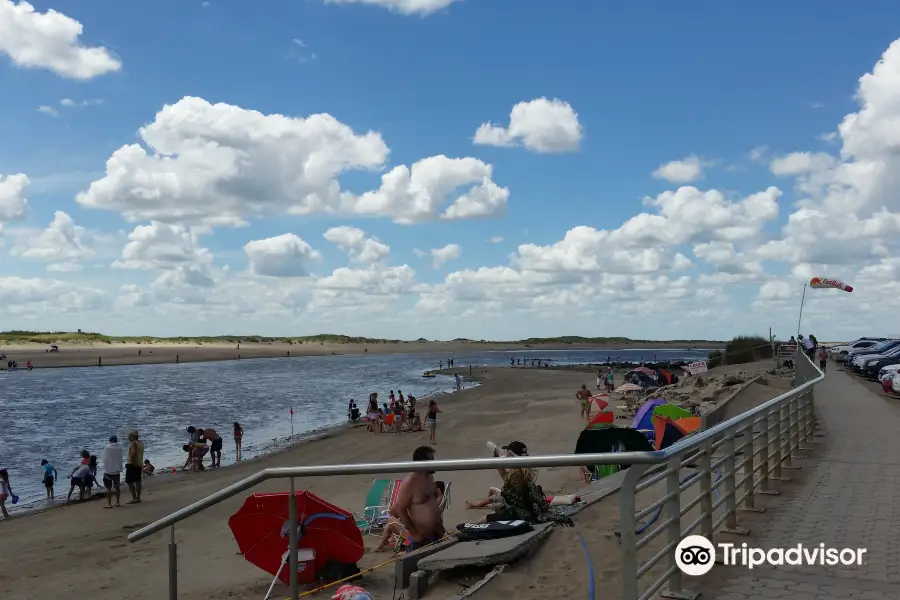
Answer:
[586, 410, 615, 429]
[652, 415, 702, 450]
[575, 427, 654, 477]
[615, 383, 642, 393]
[631, 398, 666, 432]
[652, 404, 692, 420]
[228, 491, 364, 585]
[591, 395, 609, 411]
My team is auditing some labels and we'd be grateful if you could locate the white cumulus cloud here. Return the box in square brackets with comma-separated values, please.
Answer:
[473, 98, 583, 153]
[0, 173, 30, 223]
[323, 226, 390, 263]
[324, 0, 462, 16]
[652, 155, 707, 183]
[77, 97, 508, 227]
[244, 233, 321, 277]
[0, 0, 121, 79]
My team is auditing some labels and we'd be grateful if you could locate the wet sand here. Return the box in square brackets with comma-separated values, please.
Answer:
[0, 363, 776, 600]
[0, 339, 722, 369]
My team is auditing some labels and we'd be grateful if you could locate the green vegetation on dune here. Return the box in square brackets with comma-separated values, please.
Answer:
[0, 330, 726, 346]
[0, 331, 403, 345]
[707, 334, 773, 367]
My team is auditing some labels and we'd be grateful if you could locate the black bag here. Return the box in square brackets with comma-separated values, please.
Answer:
[318, 560, 361, 583]
[456, 520, 533, 541]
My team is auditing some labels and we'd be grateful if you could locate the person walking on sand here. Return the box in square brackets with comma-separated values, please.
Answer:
[233, 422, 244, 461]
[100, 435, 123, 508]
[425, 400, 441, 444]
[392, 446, 444, 551]
[455, 373, 462, 391]
[125, 430, 144, 504]
[40, 459, 58, 500]
[576, 384, 592, 421]
[201, 428, 222, 467]
[0, 469, 13, 518]
[606, 369, 614, 392]
[597, 369, 603, 390]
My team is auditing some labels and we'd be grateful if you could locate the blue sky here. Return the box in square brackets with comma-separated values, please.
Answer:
[2, 0, 900, 340]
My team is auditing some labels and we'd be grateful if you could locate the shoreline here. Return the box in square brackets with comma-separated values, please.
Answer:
[0, 363, 782, 600]
[0, 340, 718, 370]
[4, 380, 474, 518]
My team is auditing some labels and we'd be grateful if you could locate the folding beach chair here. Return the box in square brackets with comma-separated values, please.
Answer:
[439, 481, 451, 512]
[355, 478, 402, 536]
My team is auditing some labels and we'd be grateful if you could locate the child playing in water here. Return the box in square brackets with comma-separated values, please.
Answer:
[40, 459, 58, 500]
[142, 460, 155, 476]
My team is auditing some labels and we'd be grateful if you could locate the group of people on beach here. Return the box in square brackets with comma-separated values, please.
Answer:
[352, 390, 443, 444]
[182, 423, 243, 471]
[509, 357, 551, 367]
[21, 431, 149, 513]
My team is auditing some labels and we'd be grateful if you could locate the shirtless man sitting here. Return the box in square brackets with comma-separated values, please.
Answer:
[392, 446, 445, 551]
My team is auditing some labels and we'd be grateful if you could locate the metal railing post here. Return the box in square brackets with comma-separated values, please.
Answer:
[757, 409, 777, 495]
[168, 525, 178, 600]
[781, 401, 795, 468]
[619, 464, 648, 600]
[771, 404, 789, 481]
[289, 478, 299, 600]
[721, 432, 748, 534]
[787, 397, 806, 460]
[740, 424, 763, 512]
[663, 455, 689, 597]
[698, 445, 714, 537]
[801, 391, 814, 447]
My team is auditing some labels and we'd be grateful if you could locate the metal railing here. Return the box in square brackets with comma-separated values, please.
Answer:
[129, 348, 822, 600]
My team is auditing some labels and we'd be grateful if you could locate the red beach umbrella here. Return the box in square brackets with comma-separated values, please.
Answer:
[228, 491, 364, 585]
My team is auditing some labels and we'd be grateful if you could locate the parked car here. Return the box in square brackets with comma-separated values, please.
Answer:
[878, 364, 900, 382]
[844, 339, 900, 367]
[861, 347, 900, 378]
[892, 371, 900, 394]
[829, 338, 885, 359]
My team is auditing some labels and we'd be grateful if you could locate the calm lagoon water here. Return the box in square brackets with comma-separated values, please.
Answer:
[0, 347, 707, 507]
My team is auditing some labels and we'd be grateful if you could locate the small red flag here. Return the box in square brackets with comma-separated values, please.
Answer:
[290, 407, 294, 416]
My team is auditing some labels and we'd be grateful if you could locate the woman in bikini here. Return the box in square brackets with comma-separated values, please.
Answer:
[233, 422, 244, 461]
[425, 400, 441, 444]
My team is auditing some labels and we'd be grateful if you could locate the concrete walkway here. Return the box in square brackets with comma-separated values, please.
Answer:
[694, 369, 900, 600]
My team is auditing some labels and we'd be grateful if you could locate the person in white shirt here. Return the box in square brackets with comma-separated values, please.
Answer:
[100, 435, 123, 508]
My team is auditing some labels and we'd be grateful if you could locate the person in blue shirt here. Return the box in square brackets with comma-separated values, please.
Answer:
[40, 459, 58, 500]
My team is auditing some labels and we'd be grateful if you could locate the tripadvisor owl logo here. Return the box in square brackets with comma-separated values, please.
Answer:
[675, 535, 716, 576]
[675, 535, 868, 575]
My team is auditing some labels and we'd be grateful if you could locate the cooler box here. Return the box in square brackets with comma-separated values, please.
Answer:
[280, 548, 316, 585]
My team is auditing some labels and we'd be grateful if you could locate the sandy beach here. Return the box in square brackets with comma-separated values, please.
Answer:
[0, 339, 722, 369]
[0, 361, 783, 600]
